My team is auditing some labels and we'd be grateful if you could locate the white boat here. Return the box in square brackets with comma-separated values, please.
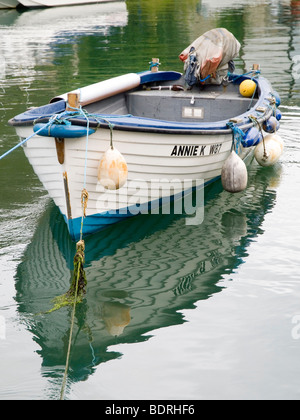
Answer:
[0, 0, 18, 8]
[8, 29, 283, 242]
[17, 0, 123, 7]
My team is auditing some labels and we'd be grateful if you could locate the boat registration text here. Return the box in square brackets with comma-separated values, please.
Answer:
[170, 143, 222, 157]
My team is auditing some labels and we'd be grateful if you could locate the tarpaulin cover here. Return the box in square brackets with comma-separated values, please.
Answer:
[179, 28, 241, 86]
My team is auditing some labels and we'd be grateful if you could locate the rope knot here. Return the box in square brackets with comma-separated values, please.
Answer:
[75, 239, 85, 260]
[81, 188, 89, 217]
[226, 122, 245, 153]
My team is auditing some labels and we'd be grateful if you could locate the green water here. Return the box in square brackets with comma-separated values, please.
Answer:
[0, 0, 300, 400]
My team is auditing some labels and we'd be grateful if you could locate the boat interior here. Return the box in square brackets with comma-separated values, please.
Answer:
[86, 75, 259, 124]
[9, 73, 260, 128]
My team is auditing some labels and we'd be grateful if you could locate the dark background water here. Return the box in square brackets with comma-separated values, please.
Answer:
[0, 0, 300, 400]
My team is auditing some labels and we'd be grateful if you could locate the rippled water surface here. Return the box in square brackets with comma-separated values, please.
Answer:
[0, 0, 300, 400]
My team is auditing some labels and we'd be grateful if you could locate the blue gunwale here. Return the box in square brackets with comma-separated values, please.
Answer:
[9, 71, 276, 134]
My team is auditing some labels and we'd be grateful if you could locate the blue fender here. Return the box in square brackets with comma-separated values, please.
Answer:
[262, 116, 280, 133]
[241, 126, 263, 147]
[275, 108, 282, 121]
[34, 123, 96, 138]
[272, 90, 281, 107]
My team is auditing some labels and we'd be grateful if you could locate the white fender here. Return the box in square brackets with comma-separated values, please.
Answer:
[221, 151, 248, 193]
[98, 147, 128, 190]
[254, 133, 284, 167]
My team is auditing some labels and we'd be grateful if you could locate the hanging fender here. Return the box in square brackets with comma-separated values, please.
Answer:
[275, 108, 282, 121]
[254, 133, 284, 167]
[262, 116, 280, 133]
[241, 126, 263, 148]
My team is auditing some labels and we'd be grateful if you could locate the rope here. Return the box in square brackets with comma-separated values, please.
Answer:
[5, 105, 130, 400]
[149, 61, 160, 71]
[34, 107, 121, 142]
[247, 82, 258, 111]
[227, 70, 260, 111]
[59, 241, 83, 400]
[0, 118, 56, 161]
[60, 106, 90, 400]
[267, 100, 277, 117]
[226, 121, 245, 153]
[199, 74, 211, 83]
[1, 106, 93, 401]
[58, 106, 120, 399]
[248, 115, 267, 159]
[79, 107, 90, 240]
[81, 189, 89, 218]
[228, 69, 261, 83]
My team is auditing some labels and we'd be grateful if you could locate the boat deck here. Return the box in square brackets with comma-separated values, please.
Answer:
[84, 81, 258, 125]
[126, 86, 257, 123]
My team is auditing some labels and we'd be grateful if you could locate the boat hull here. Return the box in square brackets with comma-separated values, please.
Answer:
[16, 124, 254, 241]
[10, 70, 279, 241]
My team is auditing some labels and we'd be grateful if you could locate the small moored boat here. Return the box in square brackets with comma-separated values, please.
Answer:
[8, 28, 283, 241]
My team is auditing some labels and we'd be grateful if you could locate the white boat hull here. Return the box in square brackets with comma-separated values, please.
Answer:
[9, 68, 280, 241]
[16, 124, 253, 241]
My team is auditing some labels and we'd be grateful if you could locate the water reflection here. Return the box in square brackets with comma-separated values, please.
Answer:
[0, 2, 128, 89]
[14, 161, 281, 394]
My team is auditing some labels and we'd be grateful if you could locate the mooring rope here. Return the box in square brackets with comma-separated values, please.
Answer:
[0, 118, 56, 161]
[58, 106, 119, 399]
[59, 241, 84, 400]
[59, 107, 90, 401]
[2, 107, 93, 400]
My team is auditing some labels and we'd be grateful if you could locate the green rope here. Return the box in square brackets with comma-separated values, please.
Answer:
[59, 105, 90, 401]
[58, 105, 119, 399]
[226, 121, 245, 154]
[60, 241, 86, 400]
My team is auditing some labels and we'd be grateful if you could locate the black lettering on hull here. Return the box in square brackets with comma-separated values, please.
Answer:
[170, 143, 222, 157]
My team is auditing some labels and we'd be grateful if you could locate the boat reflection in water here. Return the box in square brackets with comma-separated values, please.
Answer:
[14, 162, 281, 391]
